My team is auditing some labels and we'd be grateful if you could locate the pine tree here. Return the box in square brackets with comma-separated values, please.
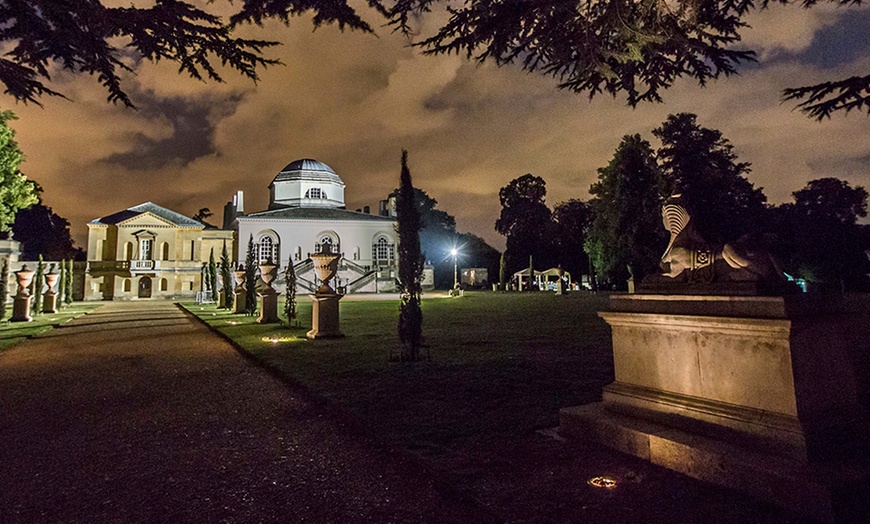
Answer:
[219, 240, 232, 309]
[396, 150, 424, 361]
[0, 258, 8, 320]
[64, 259, 73, 305]
[244, 234, 257, 316]
[527, 254, 534, 291]
[284, 259, 297, 326]
[32, 254, 43, 315]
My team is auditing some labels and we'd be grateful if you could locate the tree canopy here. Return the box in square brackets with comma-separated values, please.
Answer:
[2, 1, 865, 117]
[0, 110, 37, 232]
[495, 174, 553, 273]
[586, 134, 665, 284]
[654, 113, 766, 245]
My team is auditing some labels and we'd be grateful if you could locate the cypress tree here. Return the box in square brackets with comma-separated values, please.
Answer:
[528, 254, 534, 291]
[244, 234, 257, 316]
[396, 150, 424, 361]
[58, 258, 66, 308]
[0, 258, 8, 320]
[219, 240, 232, 309]
[32, 254, 43, 315]
[284, 259, 297, 326]
[64, 259, 73, 305]
[208, 247, 218, 303]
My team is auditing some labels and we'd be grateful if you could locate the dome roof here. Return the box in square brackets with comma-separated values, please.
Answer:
[272, 158, 344, 185]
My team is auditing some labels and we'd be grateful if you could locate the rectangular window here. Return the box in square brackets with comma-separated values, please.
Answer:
[140, 239, 153, 260]
[190, 240, 195, 261]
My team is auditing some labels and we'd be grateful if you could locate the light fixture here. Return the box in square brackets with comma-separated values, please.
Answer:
[587, 476, 617, 489]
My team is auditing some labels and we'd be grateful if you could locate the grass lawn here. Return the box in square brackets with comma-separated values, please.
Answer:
[182, 291, 614, 457]
[0, 303, 102, 352]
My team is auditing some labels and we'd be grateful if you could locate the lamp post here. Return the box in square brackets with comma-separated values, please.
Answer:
[451, 248, 458, 289]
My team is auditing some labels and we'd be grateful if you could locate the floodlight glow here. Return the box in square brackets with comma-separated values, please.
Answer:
[451, 248, 458, 256]
[587, 476, 617, 489]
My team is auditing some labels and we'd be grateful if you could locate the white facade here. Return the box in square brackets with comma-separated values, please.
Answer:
[230, 159, 399, 293]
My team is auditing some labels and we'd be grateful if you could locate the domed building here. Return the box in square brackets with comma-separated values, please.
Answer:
[224, 159, 399, 294]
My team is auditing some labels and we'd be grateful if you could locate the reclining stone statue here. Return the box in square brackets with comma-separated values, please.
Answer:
[645, 195, 787, 291]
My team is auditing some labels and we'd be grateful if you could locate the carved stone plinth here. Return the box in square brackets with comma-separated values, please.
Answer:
[307, 292, 344, 339]
[11, 266, 34, 322]
[560, 294, 870, 522]
[257, 288, 279, 324]
[43, 268, 59, 314]
[233, 269, 246, 314]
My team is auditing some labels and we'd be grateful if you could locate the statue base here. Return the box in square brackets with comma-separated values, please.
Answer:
[11, 296, 32, 322]
[233, 291, 246, 314]
[307, 292, 344, 339]
[256, 290, 279, 324]
[43, 293, 58, 314]
[560, 294, 870, 522]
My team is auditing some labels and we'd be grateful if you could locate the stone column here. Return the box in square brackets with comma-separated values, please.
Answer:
[256, 262, 279, 324]
[11, 265, 34, 322]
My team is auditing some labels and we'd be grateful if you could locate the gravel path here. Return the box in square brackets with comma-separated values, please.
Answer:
[0, 302, 487, 523]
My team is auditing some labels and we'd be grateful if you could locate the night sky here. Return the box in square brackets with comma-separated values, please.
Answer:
[3, 3, 869, 251]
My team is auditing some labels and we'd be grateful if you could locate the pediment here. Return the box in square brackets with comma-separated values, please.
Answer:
[117, 212, 180, 228]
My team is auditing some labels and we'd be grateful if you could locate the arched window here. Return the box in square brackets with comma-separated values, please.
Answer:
[160, 278, 168, 291]
[123, 278, 131, 292]
[124, 242, 133, 260]
[295, 246, 302, 261]
[305, 187, 325, 199]
[257, 236, 277, 263]
[314, 235, 338, 254]
[372, 237, 395, 265]
[353, 246, 360, 261]
[161, 242, 170, 260]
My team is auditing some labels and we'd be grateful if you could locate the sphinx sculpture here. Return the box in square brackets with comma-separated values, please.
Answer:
[647, 195, 786, 289]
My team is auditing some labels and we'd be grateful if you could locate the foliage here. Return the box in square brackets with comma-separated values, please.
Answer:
[0, 1, 279, 108]
[1, 1, 865, 117]
[64, 259, 73, 305]
[58, 259, 66, 309]
[0, 258, 8, 320]
[12, 202, 82, 261]
[0, 110, 37, 233]
[775, 178, 869, 290]
[208, 248, 218, 301]
[551, 199, 592, 280]
[396, 150, 424, 361]
[654, 113, 766, 246]
[586, 134, 665, 284]
[496, 174, 553, 274]
[220, 240, 232, 309]
[283, 259, 297, 326]
[244, 235, 258, 316]
[31, 255, 43, 315]
[193, 208, 213, 223]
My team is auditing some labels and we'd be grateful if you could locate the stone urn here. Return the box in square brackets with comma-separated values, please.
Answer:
[43, 264, 60, 314]
[309, 243, 342, 295]
[258, 262, 277, 287]
[15, 265, 34, 298]
[232, 267, 247, 314]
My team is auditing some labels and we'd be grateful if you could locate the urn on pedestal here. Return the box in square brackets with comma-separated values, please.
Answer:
[256, 262, 279, 324]
[232, 267, 246, 314]
[307, 243, 344, 339]
[43, 264, 59, 314]
[11, 265, 34, 322]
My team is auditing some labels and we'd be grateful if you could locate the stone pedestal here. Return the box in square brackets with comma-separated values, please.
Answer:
[560, 294, 870, 522]
[233, 268, 246, 314]
[307, 292, 344, 339]
[256, 289, 279, 323]
[43, 268, 59, 314]
[11, 266, 34, 322]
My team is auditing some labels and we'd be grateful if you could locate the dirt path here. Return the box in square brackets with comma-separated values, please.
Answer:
[0, 302, 486, 523]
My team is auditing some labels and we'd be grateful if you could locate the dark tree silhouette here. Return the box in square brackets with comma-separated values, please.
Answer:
[654, 113, 767, 246]
[12, 203, 82, 261]
[31, 255, 43, 315]
[64, 259, 73, 305]
[496, 174, 553, 274]
[244, 234, 258, 316]
[0, 258, 8, 320]
[396, 150, 424, 361]
[193, 208, 214, 223]
[586, 134, 665, 285]
[219, 240, 232, 309]
[776, 178, 869, 290]
[284, 258, 297, 326]
[552, 199, 593, 280]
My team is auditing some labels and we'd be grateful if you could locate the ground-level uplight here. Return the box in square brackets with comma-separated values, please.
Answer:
[587, 476, 617, 489]
[261, 336, 298, 344]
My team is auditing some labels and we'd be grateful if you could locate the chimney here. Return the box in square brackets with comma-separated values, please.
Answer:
[235, 190, 245, 215]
